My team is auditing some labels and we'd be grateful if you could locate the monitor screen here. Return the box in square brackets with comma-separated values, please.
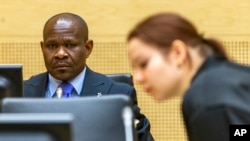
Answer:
[2, 95, 137, 141]
[0, 64, 23, 99]
[0, 113, 73, 141]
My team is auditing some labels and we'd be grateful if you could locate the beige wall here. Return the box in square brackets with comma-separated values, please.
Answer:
[1, 0, 250, 42]
[1, 1, 250, 141]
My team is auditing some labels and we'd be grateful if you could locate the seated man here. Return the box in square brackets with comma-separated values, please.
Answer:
[23, 12, 154, 141]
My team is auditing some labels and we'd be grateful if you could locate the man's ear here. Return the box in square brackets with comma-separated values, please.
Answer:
[40, 41, 44, 49]
[168, 39, 188, 67]
[85, 39, 93, 58]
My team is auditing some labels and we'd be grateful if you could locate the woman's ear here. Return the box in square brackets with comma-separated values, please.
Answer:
[168, 39, 188, 67]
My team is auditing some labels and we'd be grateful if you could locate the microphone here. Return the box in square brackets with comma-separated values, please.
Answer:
[122, 106, 134, 141]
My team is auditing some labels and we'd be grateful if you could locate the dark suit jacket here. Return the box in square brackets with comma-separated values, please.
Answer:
[24, 67, 154, 141]
[182, 55, 250, 141]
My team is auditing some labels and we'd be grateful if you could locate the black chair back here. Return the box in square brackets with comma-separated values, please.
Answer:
[106, 73, 134, 86]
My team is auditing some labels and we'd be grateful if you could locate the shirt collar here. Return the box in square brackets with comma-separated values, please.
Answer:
[48, 67, 87, 97]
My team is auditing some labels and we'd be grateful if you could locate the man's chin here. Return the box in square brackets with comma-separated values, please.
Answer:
[51, 71, 72, 81]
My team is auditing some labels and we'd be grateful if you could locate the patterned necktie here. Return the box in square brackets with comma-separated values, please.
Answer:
[55, 82, 74, 98]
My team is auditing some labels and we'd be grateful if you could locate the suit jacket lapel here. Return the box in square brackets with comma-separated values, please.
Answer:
[81, 67, 112, 97]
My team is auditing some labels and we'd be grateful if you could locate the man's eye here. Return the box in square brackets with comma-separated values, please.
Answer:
[47, 44, 57, 48]
[66, 44, 76, 48]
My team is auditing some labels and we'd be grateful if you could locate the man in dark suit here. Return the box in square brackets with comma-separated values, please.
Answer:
[23, 12, 154, 141]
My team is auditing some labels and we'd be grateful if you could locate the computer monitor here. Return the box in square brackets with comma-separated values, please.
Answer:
[2, 95, 137, 141]
[0, 113, 73, 141]
[0, 64, 23, 99]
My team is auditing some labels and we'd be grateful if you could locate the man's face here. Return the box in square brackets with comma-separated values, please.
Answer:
[40, 18, 93, 81]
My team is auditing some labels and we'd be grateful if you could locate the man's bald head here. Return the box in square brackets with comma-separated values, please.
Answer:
[43, 12, 89, 41]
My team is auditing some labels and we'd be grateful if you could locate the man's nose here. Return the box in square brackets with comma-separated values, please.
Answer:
[55, 46, 68, 59]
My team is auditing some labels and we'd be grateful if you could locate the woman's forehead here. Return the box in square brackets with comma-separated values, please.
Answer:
[128, 39, 161, 60]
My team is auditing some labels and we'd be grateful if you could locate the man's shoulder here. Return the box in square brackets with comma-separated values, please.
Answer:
[94, 71, 132, 88]
[86, 67, 133, 88]
[24, 72, 47, 85]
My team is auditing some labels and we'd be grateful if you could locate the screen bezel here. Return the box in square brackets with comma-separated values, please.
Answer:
[0, 113, 73, 141]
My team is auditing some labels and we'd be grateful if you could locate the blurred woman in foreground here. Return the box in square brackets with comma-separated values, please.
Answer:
[127, 12, 250, 141]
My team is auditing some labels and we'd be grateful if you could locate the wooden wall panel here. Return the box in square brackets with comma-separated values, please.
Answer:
[1, 1, 250, 141]
[1, 0, 250, 41]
